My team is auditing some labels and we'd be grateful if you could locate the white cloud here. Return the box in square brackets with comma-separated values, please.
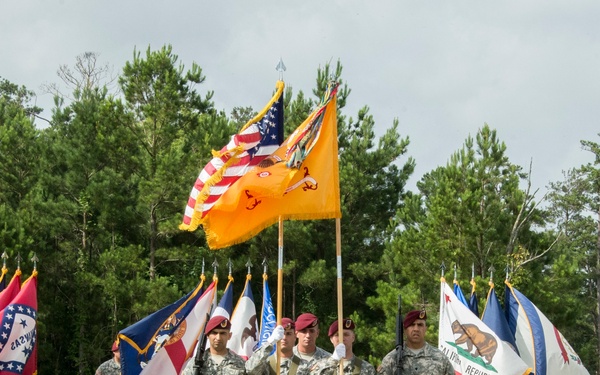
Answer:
[1, 0, 599, 194]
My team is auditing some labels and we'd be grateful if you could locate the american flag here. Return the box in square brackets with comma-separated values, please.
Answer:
[180, 82, 284, 231]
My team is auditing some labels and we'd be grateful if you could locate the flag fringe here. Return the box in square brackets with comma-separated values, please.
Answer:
[179, 81, 285, 232]
[206, 211, 341, 250]
[118, 279, 205, 354]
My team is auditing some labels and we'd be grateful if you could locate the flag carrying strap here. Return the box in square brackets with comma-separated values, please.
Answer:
[269, 355, 301, 375]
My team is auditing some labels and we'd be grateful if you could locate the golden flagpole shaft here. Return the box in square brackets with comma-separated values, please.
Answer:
[276, 216, 284, 373]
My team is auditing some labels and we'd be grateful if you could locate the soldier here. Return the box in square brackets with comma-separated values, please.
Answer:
[182, 316, 246, 375]
[95, 340, 121, 375]
[292, 313, 331, 368]
[377, 310, 453, 375]
[311, 318, 376, 375]
[246, 317, 311, 375]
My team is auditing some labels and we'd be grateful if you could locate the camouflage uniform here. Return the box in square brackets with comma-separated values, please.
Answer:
[311, 355, 376, 375]
[377, 343, 453, 375]
[181, 349, 246, 375]
[245, 342, 311, 375]
[95, 358, 120, 375]
[292, 346, 331, 369]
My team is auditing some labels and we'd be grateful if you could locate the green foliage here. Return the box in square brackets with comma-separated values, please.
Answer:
[0, 54, 597, 373]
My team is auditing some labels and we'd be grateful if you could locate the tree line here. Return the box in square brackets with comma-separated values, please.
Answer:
[0, 45, 598, 374]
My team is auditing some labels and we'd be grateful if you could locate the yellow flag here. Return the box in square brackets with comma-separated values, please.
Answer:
[202, 87, 341, 249]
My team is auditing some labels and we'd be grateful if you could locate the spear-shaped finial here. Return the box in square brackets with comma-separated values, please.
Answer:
[212, 258, 219, 281]
[440, 261, 446, 278]
[15, 252, 22, 270]
[262, 258, 268, 274]
[227, 259, 233, 276]
[246, 259, 253, 275]
[30, 253, 39, 270]
[276, 58, 286, 81]
[471, 263, 475, 279]
[453, 263, 458, 281]
[1, 251, 8, 270]
[201, 258, 205, 276]
[488, 265, 496, 284]
[505, 264, 511, 281]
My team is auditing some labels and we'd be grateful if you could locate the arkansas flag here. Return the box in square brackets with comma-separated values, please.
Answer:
[0, 271, 37, 375]
[505, 281, 590, 375]
[202, 82, 341, 249]
[227, 275, 258, 359]
[180, 81, 285, 231]
[439, 279, 531, 375]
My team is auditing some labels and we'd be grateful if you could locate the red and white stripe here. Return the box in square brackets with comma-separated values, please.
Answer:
[182, 122, 278, 227]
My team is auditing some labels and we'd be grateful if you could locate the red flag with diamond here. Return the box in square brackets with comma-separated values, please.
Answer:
[0, 272, 37, 375]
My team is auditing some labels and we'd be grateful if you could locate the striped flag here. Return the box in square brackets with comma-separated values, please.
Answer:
[180, 81, 285, 232]
[505, 281, 590, 375]
[201, 83, 341, 249]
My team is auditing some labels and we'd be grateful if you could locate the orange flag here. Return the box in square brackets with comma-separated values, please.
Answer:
[202, 84, 341, 249]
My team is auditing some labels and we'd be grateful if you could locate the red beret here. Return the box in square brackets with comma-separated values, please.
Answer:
[205, 316, 231, 334]
[403, 310, 427, 329]
[328, 318, 355, 337]
[295, 313, 318, 331]
[111, 340, 119, 352]
[281, 317, 295, 330]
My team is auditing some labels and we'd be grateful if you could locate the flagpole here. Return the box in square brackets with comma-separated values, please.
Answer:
[276, 215, 284, 373]
[336, 217, 344, 372]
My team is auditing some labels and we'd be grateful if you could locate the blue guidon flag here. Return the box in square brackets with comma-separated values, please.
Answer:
[0, 273, 38, 375]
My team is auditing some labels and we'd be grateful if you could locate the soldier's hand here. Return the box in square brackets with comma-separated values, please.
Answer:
[331, 344, 346, 360]
[267, 325, 285, 344]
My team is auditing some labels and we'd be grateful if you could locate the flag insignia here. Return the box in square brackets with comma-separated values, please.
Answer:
[0, 303, 36, 373]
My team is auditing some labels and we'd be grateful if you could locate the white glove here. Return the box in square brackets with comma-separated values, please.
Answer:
[267, 325, 285, 345]
[331, 343, 346, 360]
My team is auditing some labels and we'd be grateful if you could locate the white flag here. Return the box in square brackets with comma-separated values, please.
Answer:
[439, 279, 531, 375]
[505, 281, 590, 375]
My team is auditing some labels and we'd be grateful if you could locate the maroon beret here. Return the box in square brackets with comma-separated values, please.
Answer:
[403, 310, 427, 329]
[281, 317, 295, 330]
[295, 313, 318, 331]
[205, 316, 231, 334]
[111, 340, 119, 352]
[328, 318, 355, 337]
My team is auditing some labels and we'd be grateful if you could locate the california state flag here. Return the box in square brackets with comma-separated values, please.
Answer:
[438, 279, 531, 375]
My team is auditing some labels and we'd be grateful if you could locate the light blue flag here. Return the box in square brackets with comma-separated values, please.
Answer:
[453, 280, 469, 308]
[257, 275, 276, 350]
